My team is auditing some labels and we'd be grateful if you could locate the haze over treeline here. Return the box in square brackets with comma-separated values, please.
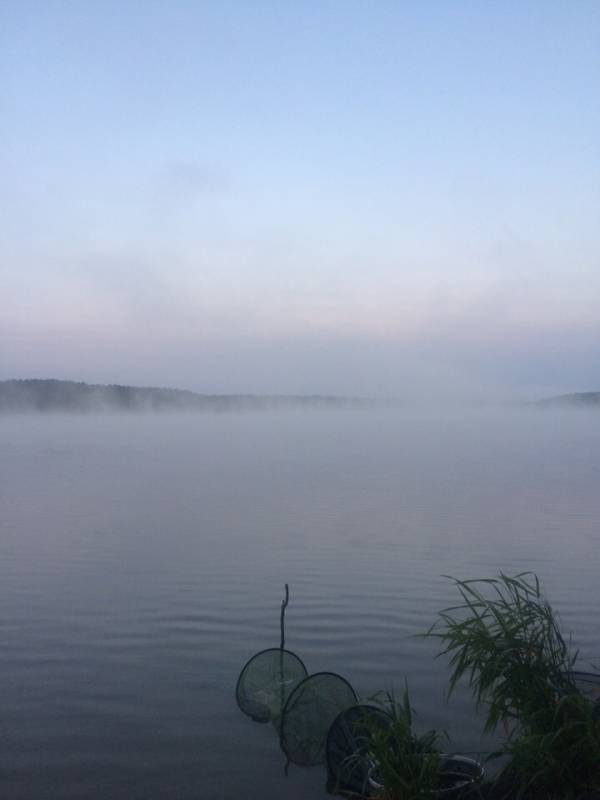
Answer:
[0, 379, 370, 414]
[2, 379, 599, 414]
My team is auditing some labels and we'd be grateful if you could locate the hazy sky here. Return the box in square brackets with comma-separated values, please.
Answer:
[2, 1, 599, 399]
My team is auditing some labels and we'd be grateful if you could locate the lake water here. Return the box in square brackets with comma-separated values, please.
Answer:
[1, 408, 599, 799]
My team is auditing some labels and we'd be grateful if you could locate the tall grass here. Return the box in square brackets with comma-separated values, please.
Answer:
[500, 691, 600, 798]
[365, 686, 447, 800]
[428, 572, 600, 798]
[427, 572, 576, 733]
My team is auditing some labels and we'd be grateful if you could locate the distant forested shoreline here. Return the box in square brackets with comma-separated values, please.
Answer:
[538, 392, 600, 408]
[0, 379, 370, 413]
[2, 379, 599, 413]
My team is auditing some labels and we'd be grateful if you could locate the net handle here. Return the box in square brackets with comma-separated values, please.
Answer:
[280, 583, 289, 650]
[280, 583, 290, 776]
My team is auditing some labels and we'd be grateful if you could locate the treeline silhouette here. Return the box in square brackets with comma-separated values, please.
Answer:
[539, 392, 600, 408]
[0, 379, 368, 413]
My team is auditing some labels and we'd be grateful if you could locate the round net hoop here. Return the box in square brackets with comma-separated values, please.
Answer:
[326, 704, 392, 796]
[236, 648, 308, 724]
[280, 671, 358, 767]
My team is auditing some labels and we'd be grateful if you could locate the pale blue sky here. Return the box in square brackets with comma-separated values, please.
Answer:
[2, 1, 599, 398]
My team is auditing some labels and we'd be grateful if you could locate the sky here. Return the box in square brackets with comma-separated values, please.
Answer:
[1, 1, 599, 400]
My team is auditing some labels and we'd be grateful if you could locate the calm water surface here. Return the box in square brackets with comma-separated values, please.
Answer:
[1, 409, 599, 799]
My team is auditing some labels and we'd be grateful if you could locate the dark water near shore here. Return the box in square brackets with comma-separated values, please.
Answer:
[1, 408, 599, 800]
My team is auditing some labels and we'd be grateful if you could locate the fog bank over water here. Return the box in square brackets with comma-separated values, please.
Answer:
[0, 378, 592, 417]
[2, 379, 600, 416]
[3, 326, 599, 404]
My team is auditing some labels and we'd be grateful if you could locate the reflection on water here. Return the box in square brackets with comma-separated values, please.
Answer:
[1, 408, 599, 799]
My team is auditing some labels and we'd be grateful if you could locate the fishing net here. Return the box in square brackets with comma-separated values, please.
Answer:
[326, 704, 392, 796]
[236, 648, 308, 724]
[280, 672, 358, 767]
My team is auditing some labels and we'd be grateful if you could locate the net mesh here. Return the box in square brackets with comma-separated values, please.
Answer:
[326, 704, 392, 796]
[280, 672, 358, 767]
[236, 648, 308, 724]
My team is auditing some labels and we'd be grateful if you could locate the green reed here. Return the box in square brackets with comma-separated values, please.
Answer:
[428, 572, 600, 798]
[427, 572, 576, 733]
[362, 686, 447, 800]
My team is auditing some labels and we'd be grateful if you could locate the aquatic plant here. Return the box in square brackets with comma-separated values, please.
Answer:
[428, 572, 576, 733]
[491, 689, 600, 799]
[429, 572, 600, 798]
[361, 686, 447, 800]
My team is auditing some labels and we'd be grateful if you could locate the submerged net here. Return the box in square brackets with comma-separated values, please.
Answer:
[326, 704, 392, 796]
[236, 648, 308, 724]
[280, 672, 358, 767]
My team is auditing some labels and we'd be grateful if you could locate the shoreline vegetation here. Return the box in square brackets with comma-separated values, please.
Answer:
[0, 379, 373, 414]
[425, 573, 600, 800]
